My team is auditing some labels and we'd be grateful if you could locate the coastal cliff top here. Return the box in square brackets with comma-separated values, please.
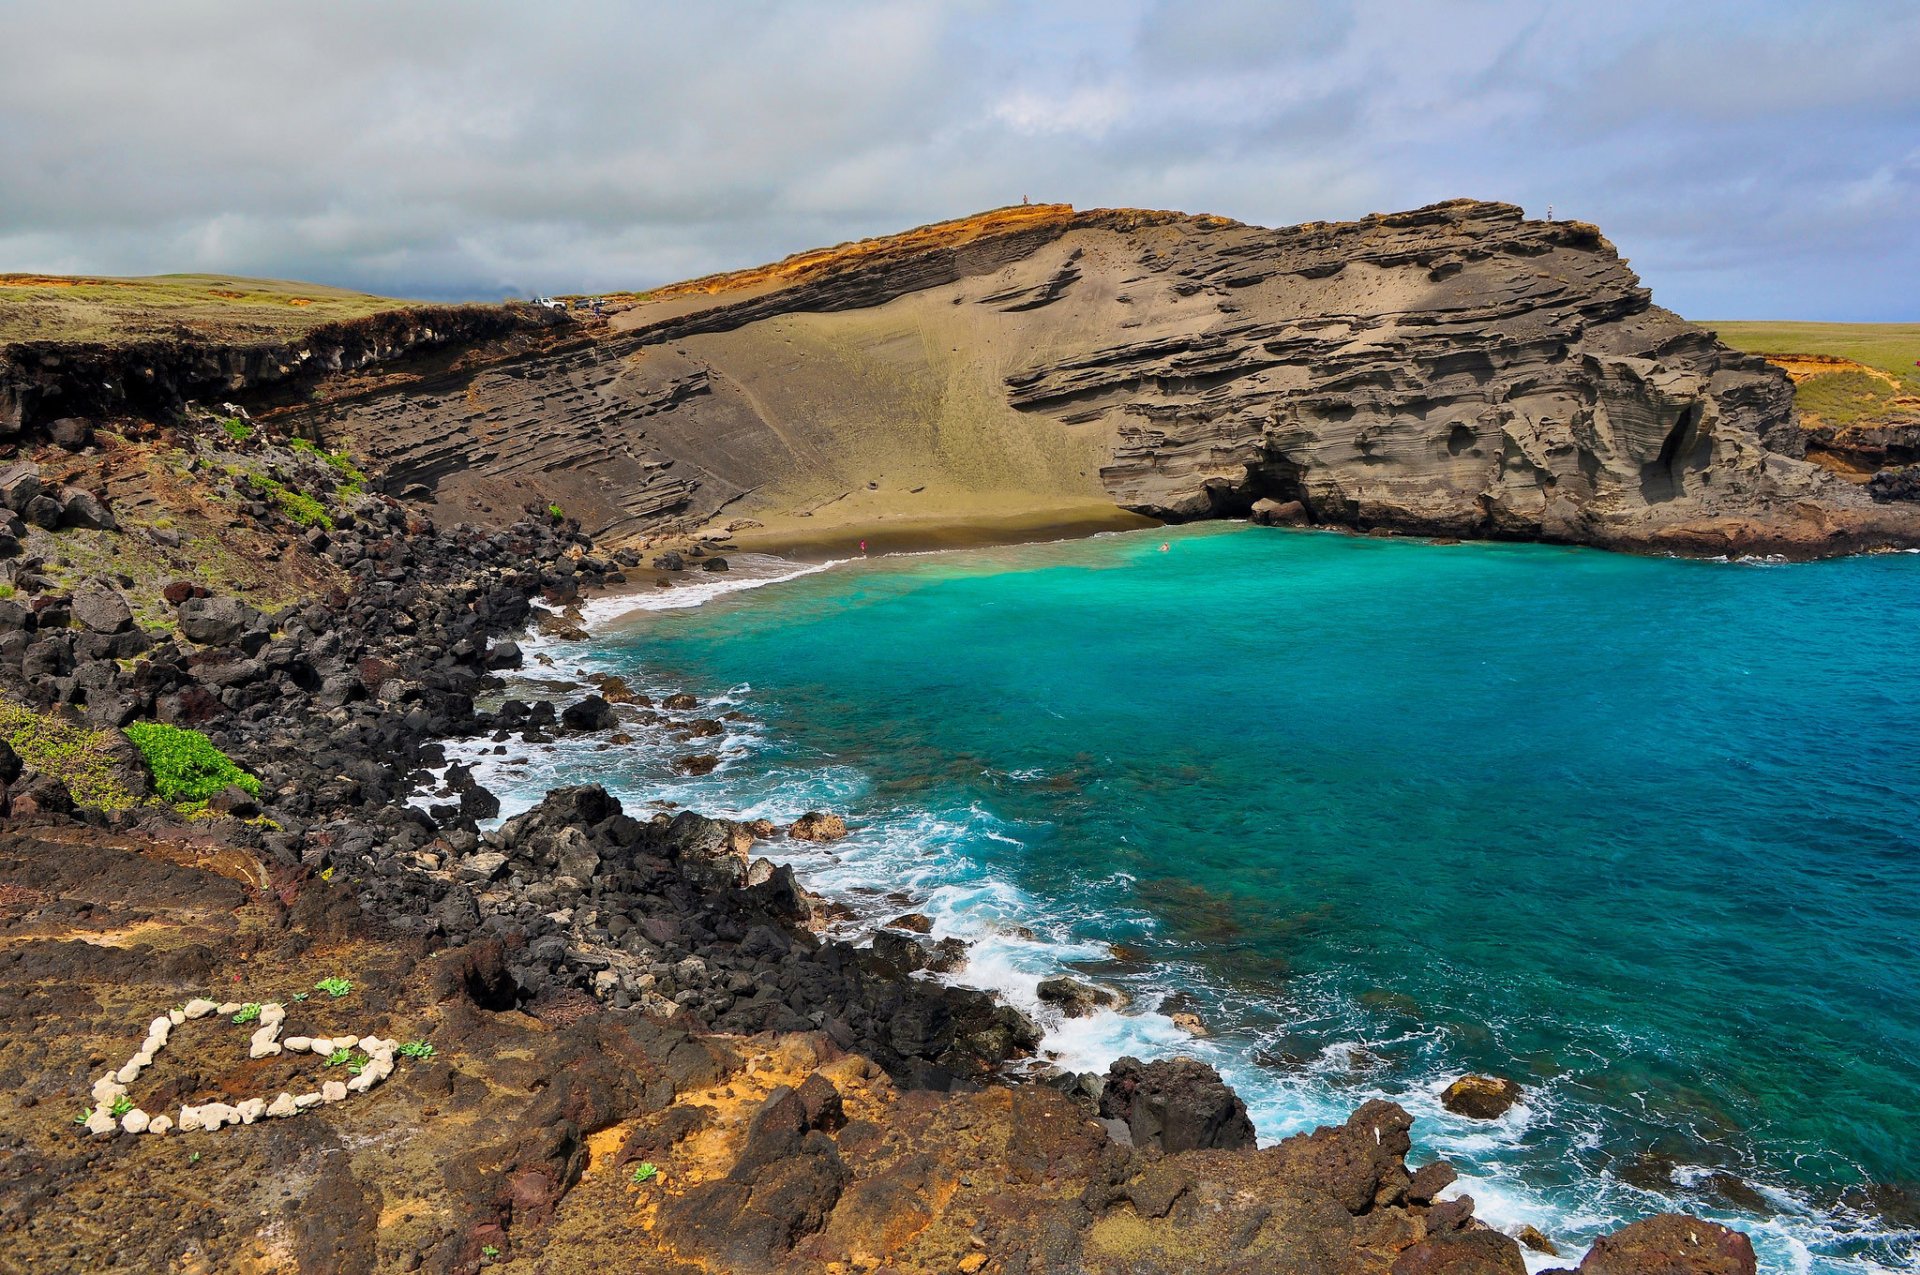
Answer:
[0, 272, 416, 347]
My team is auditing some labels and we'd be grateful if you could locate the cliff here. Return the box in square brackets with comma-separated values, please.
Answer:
[215, 200, 1920, 558]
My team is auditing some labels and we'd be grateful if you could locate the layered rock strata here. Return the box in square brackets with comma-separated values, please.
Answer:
[225, 201, 1920, 558]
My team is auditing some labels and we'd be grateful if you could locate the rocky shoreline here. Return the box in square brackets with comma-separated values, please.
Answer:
[0, 343, 1769, 1270]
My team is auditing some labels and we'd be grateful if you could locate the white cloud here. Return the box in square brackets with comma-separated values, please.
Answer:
[0, 0, 1911, 318]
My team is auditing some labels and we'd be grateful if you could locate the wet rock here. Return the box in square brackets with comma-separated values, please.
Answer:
[1037, 976, 1121, 1018]
[484, 639, 524, 669]
[1098, 1055, 1255, 1153]
[789, 811, 848, 841]
[702, 556, 729, 572]
[560, 695, 616, 731]
[1441, 1073, 1523, 1119]
[652, 551, 685, 571]
[1576, 1215, 1757, 1275]
[662, 692, 698, 710]
[886, 911, 933, 933]
[1518, 1225, 1560, 1256]
[1251, 497, 1311, 526]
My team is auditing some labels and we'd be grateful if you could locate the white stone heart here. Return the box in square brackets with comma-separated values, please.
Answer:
[82, 1001, 406, 1136]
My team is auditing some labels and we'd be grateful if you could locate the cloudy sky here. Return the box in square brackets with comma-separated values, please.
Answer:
[2, 0, 1914, 318]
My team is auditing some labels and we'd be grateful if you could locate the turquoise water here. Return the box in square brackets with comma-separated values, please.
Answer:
[476, 525, 1920, 1272]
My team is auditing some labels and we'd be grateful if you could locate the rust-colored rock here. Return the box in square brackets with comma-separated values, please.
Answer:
[1577, 1214, 1758, 1275]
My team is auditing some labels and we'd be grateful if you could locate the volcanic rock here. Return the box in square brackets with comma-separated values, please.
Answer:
[1576, 1214, 1757, 1275]
[1098, 1055, 1255, 1153]
[1441, 1073, 1524, 1119]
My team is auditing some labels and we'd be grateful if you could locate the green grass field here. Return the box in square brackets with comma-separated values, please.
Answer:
[1704, 321, 1920, 427]
[0, 272, 411, 346]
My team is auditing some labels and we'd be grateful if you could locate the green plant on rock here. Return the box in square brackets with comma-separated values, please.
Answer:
[290, 991, 309, 1001]
[481, 1245, 500, 1260]
[74, 1108, 92, 1126]
[630, 1162, 658, 1185]
[123, 721, 262, 804]
[346, 1052, 369, 1077]
[547, 503, 564, 521]
[109, 1095, 133, 1118]
[398, 1040, 436, 1060]
[219, 417, 252, 443]
[314, 976, 352, 998]
[0, 696, 139, 813]
[288, 437, 367, 497]
[324, 1047, 352, 1068]
[242, 472, 333, 529]
[231, 1003, 262, 1025]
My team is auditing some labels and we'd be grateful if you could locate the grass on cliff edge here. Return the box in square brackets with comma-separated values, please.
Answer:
[1706, 321, 1920, 429]
[0, 272, 411, 347]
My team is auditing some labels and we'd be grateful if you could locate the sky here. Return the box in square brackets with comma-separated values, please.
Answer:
[1, 0, 1915, 319]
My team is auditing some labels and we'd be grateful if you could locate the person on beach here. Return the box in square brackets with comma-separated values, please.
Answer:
[860, 540, 868, 557]
[1160, 542, 1170, 552]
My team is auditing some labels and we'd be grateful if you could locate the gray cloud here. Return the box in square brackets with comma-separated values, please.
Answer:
[0, 0, 1912, 318]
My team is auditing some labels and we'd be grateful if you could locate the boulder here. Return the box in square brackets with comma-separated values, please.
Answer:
[176, 596, 256, 646]
[1576, 1215, 1757, 1275]
[23, 494, 63, 529]
[652, 551, 685, 571]
[0, 463, 40, 512]
[702, 556, 730, 572]
[70, 587, 133, 634]
[664, 810, 751, 889]
[1267, 1098, 1416, 1214]
[1098, 1055, 1255, 1153]
[560, 695, 616, 731]
[57, 486, 117, 530]
[788, 811, 848, 842]
[1441, 1073, 1524, 1119]
[47, 417, 93, 450]
[1251, 497, 1311, 527]
[1037, 976, 1121, 1018]
[483, 639, 524, 669]
[1391, 1230, 1527, 1275]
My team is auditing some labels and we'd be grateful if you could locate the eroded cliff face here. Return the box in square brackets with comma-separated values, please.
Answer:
[245, 202, 1920, 556]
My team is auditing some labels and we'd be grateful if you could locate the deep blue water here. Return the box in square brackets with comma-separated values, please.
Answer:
[471, 525, 1920, 1272]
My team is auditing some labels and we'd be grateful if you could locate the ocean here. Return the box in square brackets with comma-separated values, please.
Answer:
[452, 523, 1920, 1274]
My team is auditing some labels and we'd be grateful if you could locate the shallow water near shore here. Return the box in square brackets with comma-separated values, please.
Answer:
[475, 524, 1920, 1274]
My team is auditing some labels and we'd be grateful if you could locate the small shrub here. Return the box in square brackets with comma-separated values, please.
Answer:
[189, 1151, 201, 1166]
[73, 1108, 91, 1125]
[0, 583, 13, 599]
[219, 417, 252, 443]
[109, 1095, 133, 1118]
[481, 1245, 501, 1260]
[547, 503, 564, 521]
[314, 976, 352, 998]
[630, 1162, 658, 1185]
[290, 991, 309, 1001]
[399, 1040, 436, 1060]
[231, 1003, 261, 1025]
[123, 721, 262, 803]
[324, 1047, 352, 1068]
